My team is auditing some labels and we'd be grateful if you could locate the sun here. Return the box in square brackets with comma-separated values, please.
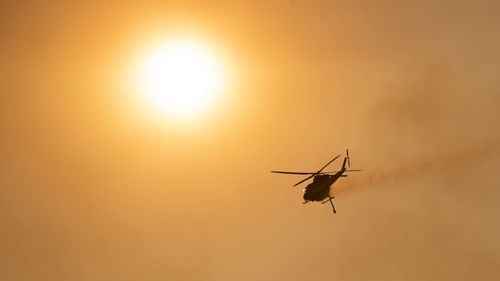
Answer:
[137, 41, 222, 119]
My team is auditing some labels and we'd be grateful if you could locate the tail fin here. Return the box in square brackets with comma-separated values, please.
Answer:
[341, 157, 347, 170]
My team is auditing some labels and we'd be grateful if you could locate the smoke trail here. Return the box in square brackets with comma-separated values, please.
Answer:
[333, 140, 500, 197]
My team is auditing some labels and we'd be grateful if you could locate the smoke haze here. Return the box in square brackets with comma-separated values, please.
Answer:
[1, 1, 500, 280]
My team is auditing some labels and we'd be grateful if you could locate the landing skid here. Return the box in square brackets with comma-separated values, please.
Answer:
[328, 197, 336, 214]
[321, 196, 335, 204]
[320, 196, 336, 214]
[304, 197, 336, 214]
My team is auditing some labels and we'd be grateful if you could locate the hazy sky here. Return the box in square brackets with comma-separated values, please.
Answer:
[1, 1, 500, 280]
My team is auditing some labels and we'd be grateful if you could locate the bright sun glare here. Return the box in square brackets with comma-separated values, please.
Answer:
[137, 41, 222, 119]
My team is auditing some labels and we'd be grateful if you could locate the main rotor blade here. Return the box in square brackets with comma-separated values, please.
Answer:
[317, 155, 341, 174]
[318, 169, 361, 174]
[272, 155, 342, 187]
[293, 174, 316, 187]
[270, 171, 318, 175]
[291, 155, 341, 187]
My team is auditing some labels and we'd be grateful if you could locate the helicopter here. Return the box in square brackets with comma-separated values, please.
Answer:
[271, 149, 360, 214]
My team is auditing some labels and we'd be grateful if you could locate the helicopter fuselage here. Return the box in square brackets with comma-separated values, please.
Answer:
[302, 171, 344, 202]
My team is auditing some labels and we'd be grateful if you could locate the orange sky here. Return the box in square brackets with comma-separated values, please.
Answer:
[1, 1, 500, 280]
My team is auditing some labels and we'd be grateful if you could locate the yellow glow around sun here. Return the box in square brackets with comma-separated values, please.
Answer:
[137, 41, 222, 119]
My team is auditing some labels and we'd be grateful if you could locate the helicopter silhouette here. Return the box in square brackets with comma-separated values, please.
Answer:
[271, 149, 360, 214]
